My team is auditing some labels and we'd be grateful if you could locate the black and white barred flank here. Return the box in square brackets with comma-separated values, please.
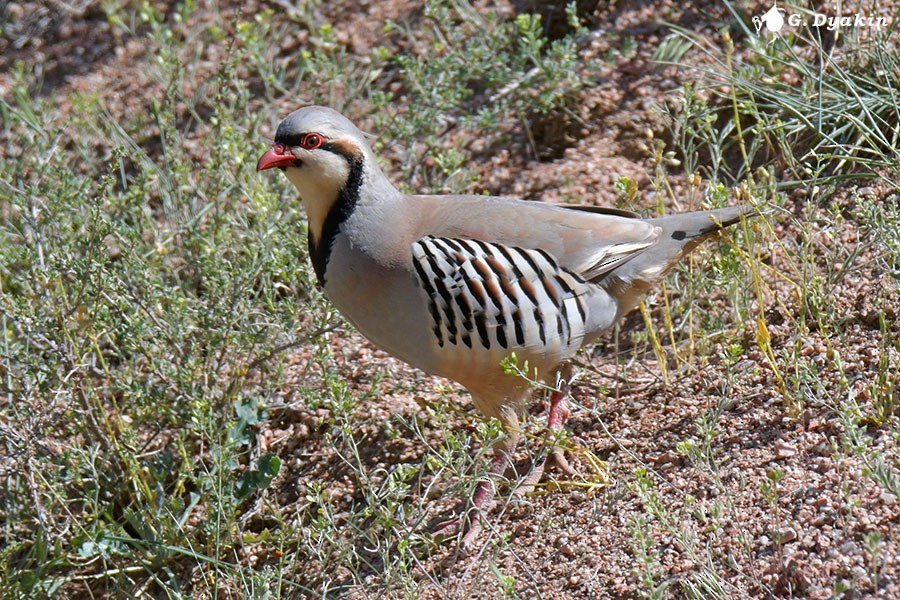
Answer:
[411, 236, 590, 355]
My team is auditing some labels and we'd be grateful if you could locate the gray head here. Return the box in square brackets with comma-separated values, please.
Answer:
[256, 106, 398, 283]
[256, 106, 385, 232]
[257, 105, 374, 173]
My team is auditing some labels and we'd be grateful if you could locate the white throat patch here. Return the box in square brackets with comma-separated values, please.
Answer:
[284, 151, 351, 242]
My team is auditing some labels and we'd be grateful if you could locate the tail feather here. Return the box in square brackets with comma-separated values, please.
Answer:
[649, 205, 754, 240]
[602, 205, 757, 317]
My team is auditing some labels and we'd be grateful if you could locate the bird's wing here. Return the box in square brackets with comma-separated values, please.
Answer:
[408, 195, 661, 282]
[409, 235, 591, 358]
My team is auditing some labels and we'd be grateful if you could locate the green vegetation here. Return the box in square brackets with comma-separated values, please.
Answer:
[1, 20, 331, 594]
[656, 2, 900, 187]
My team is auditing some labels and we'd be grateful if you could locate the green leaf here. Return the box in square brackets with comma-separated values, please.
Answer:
[235, 453, 282, 499]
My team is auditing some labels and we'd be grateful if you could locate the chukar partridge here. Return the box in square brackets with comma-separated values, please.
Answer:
[257, 106, 754, 544]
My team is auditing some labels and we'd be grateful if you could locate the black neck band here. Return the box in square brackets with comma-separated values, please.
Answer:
[308, 143, 364, 285]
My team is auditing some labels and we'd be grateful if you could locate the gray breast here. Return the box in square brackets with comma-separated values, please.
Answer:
[323, 235, 438, 374]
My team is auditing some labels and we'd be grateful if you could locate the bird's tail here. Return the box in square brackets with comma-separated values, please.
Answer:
[646, 204, 755, 260]
[603, 205, 757, 316]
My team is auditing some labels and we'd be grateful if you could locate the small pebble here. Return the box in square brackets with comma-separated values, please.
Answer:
[776, 442, 797, 458]
[778, 527, 798, 544]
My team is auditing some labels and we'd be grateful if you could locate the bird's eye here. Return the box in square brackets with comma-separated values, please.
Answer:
[301, 133, 323, 150]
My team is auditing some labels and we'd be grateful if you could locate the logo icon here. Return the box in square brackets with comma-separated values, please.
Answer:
[753, 2, 786, 34]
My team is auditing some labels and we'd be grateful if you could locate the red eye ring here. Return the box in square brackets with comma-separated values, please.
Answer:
[301, 133, 324, 150]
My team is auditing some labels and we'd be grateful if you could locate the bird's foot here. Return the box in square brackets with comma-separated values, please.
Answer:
[433, 377, 585, 547]
[514, 377, 580, 494]
[431, 451, 507, 548]
[431, 514, 461, 538]
[513, 440, 575, 496]
[431, 511, 489, 551]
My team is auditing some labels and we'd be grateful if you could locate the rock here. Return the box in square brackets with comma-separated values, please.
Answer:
[777, 527, 798, 544]
[776, 442, 797, 459]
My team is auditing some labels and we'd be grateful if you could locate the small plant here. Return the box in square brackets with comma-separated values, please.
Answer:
[654, 4, 900, 187]
[630, 513, 670, 599]
[837, 396, 900, 499]
[761, 466, 786, 553]
[863, 530, 885, 590]
[372, 0, 591, 192]
[676, 401, 725, 475]
[856, 190, 900, 285]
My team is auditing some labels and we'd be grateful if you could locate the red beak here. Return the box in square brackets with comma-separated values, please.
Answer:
[256, 144, 298, 171]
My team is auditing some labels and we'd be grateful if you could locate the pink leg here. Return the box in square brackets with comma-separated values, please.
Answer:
[547, 386, 571, 430]
[546, 382, 576, 476]
[437, 367, 576, 547]
[469, 451, 509, 511]
[515, 368, 576, 494]
[435, 432, 519, 548]
[458, 447, 512, 548]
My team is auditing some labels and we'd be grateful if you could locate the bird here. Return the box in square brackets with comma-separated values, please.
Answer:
[257, 105, 755, 546]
